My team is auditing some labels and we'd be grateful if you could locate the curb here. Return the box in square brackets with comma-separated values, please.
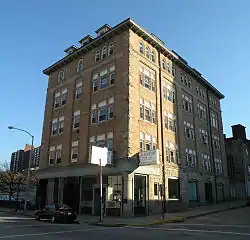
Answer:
[185, 204, 247, 220]
[0, 209, 34, 217]
[89, 217, 185, 227]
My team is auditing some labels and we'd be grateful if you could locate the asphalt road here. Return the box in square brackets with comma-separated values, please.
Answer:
[0, 207, 250, 239]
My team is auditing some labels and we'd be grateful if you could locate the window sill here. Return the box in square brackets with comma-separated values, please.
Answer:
[91, 118, 114, 126]
[53, 105, 66, 112]
[92, 84, 114, 95]
[139, 119, 156, 126]
[51, 132, 63, 137]
[139, 84, 156, 94]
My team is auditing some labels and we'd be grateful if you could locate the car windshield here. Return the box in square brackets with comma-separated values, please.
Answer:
[58, 204, 72, 210]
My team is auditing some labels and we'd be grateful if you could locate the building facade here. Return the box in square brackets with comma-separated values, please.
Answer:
[37, 18, 229, 216]
[10, 144, 40, 173]
[225, 124, 250, 199]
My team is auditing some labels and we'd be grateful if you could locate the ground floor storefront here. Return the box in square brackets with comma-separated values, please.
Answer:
[37, 164, 230, 217]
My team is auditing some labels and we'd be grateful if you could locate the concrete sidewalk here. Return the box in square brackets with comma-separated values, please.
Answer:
[0, 200, 246, 226]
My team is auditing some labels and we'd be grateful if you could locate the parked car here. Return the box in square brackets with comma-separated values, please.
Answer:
[34, 204, 78, 223]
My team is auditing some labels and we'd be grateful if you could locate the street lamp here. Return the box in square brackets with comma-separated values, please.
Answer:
[8, 126, 34, 210]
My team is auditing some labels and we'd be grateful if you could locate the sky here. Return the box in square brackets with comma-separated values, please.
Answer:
[0, 0, 249, 162]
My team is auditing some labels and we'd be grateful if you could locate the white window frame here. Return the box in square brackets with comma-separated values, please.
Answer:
[75, 81, 83, 100]
[101, 46, 107, 59]
[76, 59, 84, 72]
[139, 41, 144, 54]
[71, 141, 79, 163]
[162, 59, 166, 70]
[145, 46, 150, 58]
[151, 50, 155, 62]
[73, 111, 80, 129]
[108, 43, 114, 56]
[95, 50, 100, 62]
[98, 106, 107, 122]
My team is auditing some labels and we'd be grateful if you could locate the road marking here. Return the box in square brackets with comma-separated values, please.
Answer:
[169, 223, 250, 228]
[129, 226, 250, 236]
[0, 227, 111, 239]
[5, 223, 62, 228]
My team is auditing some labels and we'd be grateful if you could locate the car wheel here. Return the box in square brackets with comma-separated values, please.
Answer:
[51, 216, 56, 223]
[35, 214, 40, 221]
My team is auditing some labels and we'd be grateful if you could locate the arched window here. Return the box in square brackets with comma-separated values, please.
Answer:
[167, 62, 171, 73]
[151, 50, 156, 62]
[57, 69, 67, 83]
[77, 59, 84, 73]
[162, 59, 166, 70]
[95, 50, 100, 62]
[108, 43, 114, 56]
[145, 46, 150, 58]
[139, 41, 144, 54]
[101, 46, 107, 59]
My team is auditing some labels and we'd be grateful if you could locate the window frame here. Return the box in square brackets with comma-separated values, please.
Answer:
[139, 41, 144, 54]
[101, 46, 107, 59]
[76, 59, 84, 73]
[95, 50, 100, 62]
[108, 43, 114, 56]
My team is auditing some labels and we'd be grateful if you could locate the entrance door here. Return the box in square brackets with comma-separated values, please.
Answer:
[134, 175, 147, 216]
[205, 182, 213, 204]
[93, 188, 106, 216]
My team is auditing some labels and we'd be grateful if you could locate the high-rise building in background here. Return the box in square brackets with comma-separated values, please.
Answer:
[37, 18, 229, 216]
[10, 144, 40, 172]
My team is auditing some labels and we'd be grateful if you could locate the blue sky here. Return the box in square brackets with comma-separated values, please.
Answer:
[0, 0, 249, 162]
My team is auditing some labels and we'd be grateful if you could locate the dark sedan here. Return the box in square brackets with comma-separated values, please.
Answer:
[34, 204, 78, 223]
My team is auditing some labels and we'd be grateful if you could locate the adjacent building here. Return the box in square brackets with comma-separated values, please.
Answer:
[10, 144, 40, 173]
[225, 124, 250, 199]
[37, 18, 228, 216]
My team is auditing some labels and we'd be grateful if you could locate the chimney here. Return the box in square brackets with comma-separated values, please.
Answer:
[232, 124, 246, 140]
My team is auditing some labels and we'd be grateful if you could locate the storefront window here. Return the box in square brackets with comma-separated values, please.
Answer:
[168, 178, 180, 199]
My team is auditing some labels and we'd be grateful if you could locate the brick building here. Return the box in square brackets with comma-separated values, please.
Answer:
[37, 18, 229, 216]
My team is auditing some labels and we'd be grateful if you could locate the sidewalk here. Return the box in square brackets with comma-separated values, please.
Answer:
[0, 200, 246, 226]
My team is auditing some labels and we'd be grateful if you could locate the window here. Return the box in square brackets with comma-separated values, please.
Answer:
[215, 157, 223, 174]
[197, 103, 207, 121]
[139, 41, 144, 54]
[108, 43, 113, 56]
[54, 91, 61, 109]
[144, 74, 150, 89]
[163, 86, 167, 99]
[162, 59, 166, 70]
[51, 119, 58, 136]
[76, 59, 84, 73]
[209, 94, 217, 106]
[184, 122, 194, 139]
[213, 135, 221, 150]
[49, 146, 55, 165]
[180, 72, 184, 83]
[151, 78, 155, 92]
[152, 107, 156, 124]
[167, 88, 175, 103]
[164, 116, 168, 129]
[55, 145, 62, 164]
[108, 104, 114, 119]
[145, 46, 150, 58]
[151, 50, 156, 62]
[73, 110, 80, 129]
[145, 141, 151, 151]
[75, 81, 82, 100]
[167, 62, 171, 73]
[188, 78, 192, 88]
[200, 129, 208, 146]
[140, 99, 144, 119]
[154, 183, 158, 196]
[170, 150, 175, 163]
[100, 74, 107, 89]
[101, 46, 107, 59]
[57, 69, 67, 83]
[61, 89, 67, 106]
[91, 108, 97, 124]
[139, 66, 156, 93]
[110, 70, 115, 85]
[172, 66, 175, 77]
[164, 112, 176, 132]
[71, 141, 78, 163]
[181, 94, 193, 113]
[196, 86, 205, 98]
[145, 107, 151, 122]
[95, 50, 100, 62]
[201, 154, 211, 172]
[210, 111, 218, 128]
[168, 178, 180, 199]
[186, 149, 196, 168]
[58, 117, 64, 133]
[99, 106, 106, 122]
[140, 133, 155, 152]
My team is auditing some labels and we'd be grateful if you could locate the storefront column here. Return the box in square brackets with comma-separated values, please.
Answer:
[122, 173, 133, 217]
[46, 179, 54, 204]
[58, 178, 64, 205]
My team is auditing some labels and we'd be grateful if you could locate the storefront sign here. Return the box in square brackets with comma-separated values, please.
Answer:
[139, 150, 160, 166]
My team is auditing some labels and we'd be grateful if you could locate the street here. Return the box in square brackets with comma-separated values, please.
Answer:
[0, 207, 249, 239]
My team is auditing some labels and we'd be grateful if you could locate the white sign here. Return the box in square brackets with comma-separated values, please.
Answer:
[139, 150, 160, 166]
[90, 146, 108, 166]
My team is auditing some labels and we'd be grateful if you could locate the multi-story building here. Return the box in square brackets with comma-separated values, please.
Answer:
[10, 144, 40, 173]
[37, 18, 228, 216]
[225, 124, 250, 199]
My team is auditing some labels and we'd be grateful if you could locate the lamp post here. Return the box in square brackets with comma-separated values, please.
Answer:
[8, 126, 34, 210]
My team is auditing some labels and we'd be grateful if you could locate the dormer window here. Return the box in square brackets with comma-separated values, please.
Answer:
[77, 59, 84, 73]
[101, 46, 107, 59]
[95, 50, 100, 62]
[79, 35, 94, 47]
[95, 24, 112, 37]
[64, 45, 78, 56]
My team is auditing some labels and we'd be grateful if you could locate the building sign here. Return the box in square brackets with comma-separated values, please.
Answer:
[139, 150, 160, 166]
